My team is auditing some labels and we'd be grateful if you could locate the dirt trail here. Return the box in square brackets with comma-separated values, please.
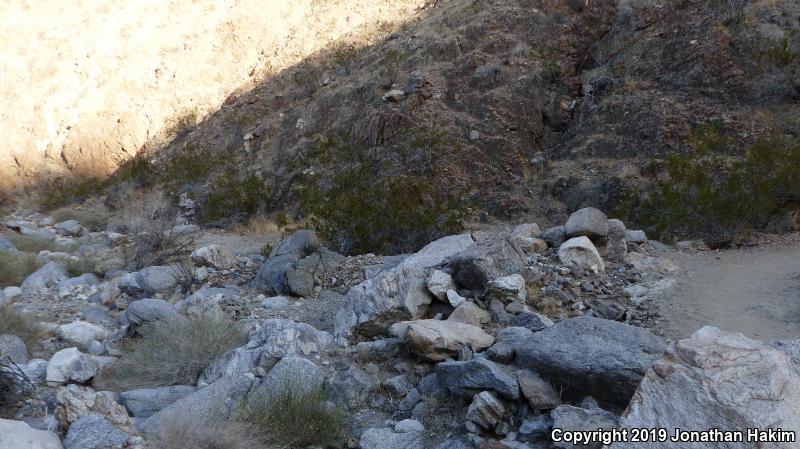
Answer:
[655, 234, 800, 342]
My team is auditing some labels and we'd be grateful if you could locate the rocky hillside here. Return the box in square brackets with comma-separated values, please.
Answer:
[0, 0, 428, 189]
[103, 0, 799, 236]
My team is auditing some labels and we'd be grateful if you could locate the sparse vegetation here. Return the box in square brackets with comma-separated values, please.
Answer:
[37, 176, 105, 211]
[620, 128, 800, 246]
[95, 313, 245, 390]
[3, 233, 60, 254]
[65, 257, 98, 278]
[51, 197, 110, 232]
[0, 251, 42, 288]
[239, 382, 347, 448]
[200, 170, 269, 225]
[152, 413, 264, 449]
[0, 304, 45, 348]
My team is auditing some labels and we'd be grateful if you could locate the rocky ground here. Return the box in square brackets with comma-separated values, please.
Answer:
[0, 205, 797, 449]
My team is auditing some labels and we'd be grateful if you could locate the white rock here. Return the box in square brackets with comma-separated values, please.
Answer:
[2, 286, 22, 299]
[57, 321, 111, 349]
[390, 319, 495, 362]
[394, 419, 424, 433]
[190, 245, 235, 270]
[613, 326, 800, 449]
[45, 348, 99, 386]
[446, 289, 466, 308]
[426, 270, 455, 301]
[558, 237, 605, 273]
[0, 418, 62, 449]
[486, 274, 526, 304]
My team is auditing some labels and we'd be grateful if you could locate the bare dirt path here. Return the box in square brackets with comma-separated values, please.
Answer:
[654, 234, 800, 342]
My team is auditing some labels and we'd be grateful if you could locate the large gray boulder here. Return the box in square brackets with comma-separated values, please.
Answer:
[359, 427, 423, 449]
[62, 414, 131, 449]
[134, 266, 177, 295]
[251, 230, 320, 294]
[333, 234, 474, 344]
[249, 355, 322, 399]
[22, 262, 68, 296]
[515, 317, 666, 406]
[55, 220, 84, 237]
[45, 348, 99, 386]
[125, 299, 181, 327]
[0, 334, 29, 364]
[285, 248, 345, 297]
[200, 319, 332, 384]
[119, 385, 196, 418]
[445, 233, 525, 292]
[0, 418, 62, 449]
[612, 327, 800, 449]
[435, 357, 520, 400]
[564, 207, 608, 240]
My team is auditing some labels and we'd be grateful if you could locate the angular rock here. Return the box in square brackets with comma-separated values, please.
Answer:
[22, 262, 68, 296]
[485, 274, 526, 304]
[359, 427, 423, 449]
[448, 302, 491, 327]
[511, 311, 554, 333]
[46, 348, 99, 386]
[251, 355, 322, 398]
[466, 391, 510, 433]
[390, 319, 494, 362]
[57, 273, 99, 290]
[251, 230, 320, 294]
[119, 385, 196, 418]
[286, 248, 345, 297]
[518, 369, 560, 412]
[57, 321, 111, 349]
[0, 334, 29, 364]
[383, 374, 413, 397]
[551, 404, 618, 449]
[558, 237, 605, 273]
[134, 266, 177, 295]
[177, 286, 240, 314]
[334, 234, 474, 344]
[613, 327, 800, 449]
[125, 299, 181, 327]
[55, 385, 135, 432]
[0, 418, 62, 449]
[446, 234, 525, 291]
[55, 220, 84, 237]
[624, 229, 647, 244]
[446, 289, 466, 308]
[564, 207, 608, 240]
[436, 357, 519, 400]
[511, 223, 542, 239]
[426, 269, 455, 301]
[326, 361, 377, 409]
[605, 218, 628, 260]
[515, 317, 666, 406]
[62, 414, 131, 449]
[190, 245, 235, 270]
[541, 225, 567, 248]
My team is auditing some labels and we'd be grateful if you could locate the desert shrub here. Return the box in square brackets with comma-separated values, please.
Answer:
[3, 233, 59, 254]
[96, 313, 244, 390]
[0, 251, 43, 288]
[239, 382, 346, 448]
[65, 257, 99, 278]
[620, 135, 800, 246]
[37, 176, 105, 210]
[152, 412, 264, 449]
[0, 304, 45, 348]
[200, 171, 269, 225]
[51, 197, 110, 232]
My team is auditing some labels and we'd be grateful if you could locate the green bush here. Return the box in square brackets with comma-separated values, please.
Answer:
[51, 198, 110, 232]
[200, 171, 269, 225]
[0, 304, 45, 348]
[620, 134, 800, 246]
[37, 177, 105, 210]
[95, 313, 245, 390]
[239, 383, 346, 448]
[3, 234, 60, 254]
[0, 251, 42, 288]
[65, 257, 98, 278]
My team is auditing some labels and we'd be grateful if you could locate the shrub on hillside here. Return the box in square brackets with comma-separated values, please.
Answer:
[200, 171, 269, 225]
[0, 251, 42, 288]
[95, 313, 244, 390]
[620, 134, 800, 246]
[0, 304, 45, 348]
[239, 382, 346, 448]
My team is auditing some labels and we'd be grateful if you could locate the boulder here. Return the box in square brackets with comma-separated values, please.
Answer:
[334, 234, 474, 344]
[45, 348, 99, 386]
[390, 319, 494, 362]
[605, 218, 628, 260]
[251, 230, 320, 294]
[55, 220, 84, 237]
[564, 207, 608, 239]
[446, 289, 466, 308]
[551, 404, 618, 449]
[359, 427, 423, 449]
[57, 321, 111, 349]
[62, 414, 132, 449]
[285, 248, 345, 297]
[134, 266, 177, 295]
[326, 361, 377, 409]
[558, 237, 605, 273]
[541, 225, 567, 248]
[624, 229, 647, 244]
[485, 274, 526, 304]
[514, 317, 666, 406]
[435, 357, 520, 400]
[177, 286, 240, 314]
[447, 302, 491, 327]
[511, 311, 554, 332]
[0, 418, 62, 449]
[125, 299, 181, 327]
[22, 262, 68, 296]
[466, 391, 511, 434]
[511, 223, 542, 239]
[518, 369, 560, 412]
[395, 419, 424, 433]
[612, 327, 800, 449]
[119, 385, 196, 418]
[250, 355, 322, 399]
[190, 245, 235, 270]
[446, 234, 525, 291]
[426, 269, 455, 301]
[0, 334, 29, 364]
[55, 385, 135, 432]
[57, 273, 100, 290]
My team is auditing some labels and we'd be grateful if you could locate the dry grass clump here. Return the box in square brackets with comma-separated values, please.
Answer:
[0, 251, 42, 288]
[95, 313, 244, 390]
[152, 412, 264, 449]
[0, 304, 45, 348]
[239, 382, 347, 448]
[50, 197, 110, 232]
[3, 233, 60, 254]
